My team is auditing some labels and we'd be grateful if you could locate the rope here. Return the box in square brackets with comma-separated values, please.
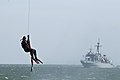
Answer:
[27, 0, 30, 35]
[31, 57, 33, 72]
[27, 0, 33, 72]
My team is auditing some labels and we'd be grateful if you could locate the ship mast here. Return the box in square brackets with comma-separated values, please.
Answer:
[95, 38, 102, 56]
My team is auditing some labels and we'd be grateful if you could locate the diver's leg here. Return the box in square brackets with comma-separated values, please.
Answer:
[30, 51, 34, 60]
[32, 49, 37, 60]
[30, 50, 39, 64]
[33, 49, 43, 64]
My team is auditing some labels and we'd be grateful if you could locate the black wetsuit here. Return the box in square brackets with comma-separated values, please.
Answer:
[21, 40, 31, 52]
[21, 39, 43, 64]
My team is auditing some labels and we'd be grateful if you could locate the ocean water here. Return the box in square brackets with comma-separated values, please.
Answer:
[0, 64, 120, 80]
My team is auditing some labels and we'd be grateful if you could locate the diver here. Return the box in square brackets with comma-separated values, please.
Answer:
[21, 35, 43, 64]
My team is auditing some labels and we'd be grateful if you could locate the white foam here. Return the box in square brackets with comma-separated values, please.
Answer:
[88, 77, 96, 80]
[21, 76, 28, 78]
[5, 77, 8, 79]
[89, 72, 95, 75]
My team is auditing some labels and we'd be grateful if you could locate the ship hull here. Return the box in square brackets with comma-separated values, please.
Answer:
[81, 60, 114, 68]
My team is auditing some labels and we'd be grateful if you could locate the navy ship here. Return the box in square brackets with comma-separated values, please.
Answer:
[81, 40, 114, 68]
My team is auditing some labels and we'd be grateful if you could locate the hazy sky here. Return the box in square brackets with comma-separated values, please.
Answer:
[0, 0, 120, 65]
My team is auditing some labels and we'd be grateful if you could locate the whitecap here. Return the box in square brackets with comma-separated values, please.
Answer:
[89, 72, 95, 75]
[87, 77, 96, 80]
[5, 77, 8, 79]
[65, 76, 71, 79]
[21, 76, 28, 78]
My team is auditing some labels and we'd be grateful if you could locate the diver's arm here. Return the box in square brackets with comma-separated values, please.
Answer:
[27, 35, 31, 48]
